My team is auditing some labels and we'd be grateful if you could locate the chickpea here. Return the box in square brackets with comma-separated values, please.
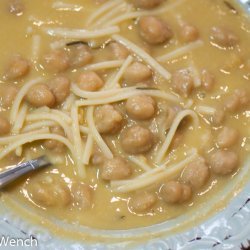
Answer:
[126, 95, 156, 120]
[172, 69, 194, 97]
[133, 0, 164, 9]
[77, 71, 104, 91]
[225, 89, 249, 112]
[0, 115, 11, 135]
[129, 192, 157, 213]
[210, 26, 238, 47]
[138, 16, 173, 45]
[217, 127, 239, 148]
[49, 76, 71, 104]
[123, 62, 152, 84]
[31, 183, 55, 207]
[160, 181, 192, 204]
[8, 0, 24, 16]
[68, 44, 93, 68]
[212, 109, 225, 126]
[91, 148, 104, 166]
[71, 182, 93, 209]
[95, 105, 123, 134]
[180, 184, 192, 202]
[180, 23, 199, 42]
[4, 55, 30, 80]
[0, 85, 18, 109]
[30, 178, 71, 207]
[25, 84, 55, 108]
[101, 157, 132, 180]
[210, 150, 238, 175]
[43, 49, 70, 73]
[235, 89, 249, 106]
[160, 181, 182, 204]
[44, 126, 65, 153]
[108, 42, 129, 60]
[121, 125, 154, 154]
[181, 158, 210, 189]
[201, 69, 215, 91]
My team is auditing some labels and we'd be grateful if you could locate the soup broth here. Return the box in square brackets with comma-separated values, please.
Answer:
[0, 0, 249, 231]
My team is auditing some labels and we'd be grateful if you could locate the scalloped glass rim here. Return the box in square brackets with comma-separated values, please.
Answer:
[0, 1, 250, 249]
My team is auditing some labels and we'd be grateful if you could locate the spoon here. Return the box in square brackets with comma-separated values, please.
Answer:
[0, 156, 51, 189]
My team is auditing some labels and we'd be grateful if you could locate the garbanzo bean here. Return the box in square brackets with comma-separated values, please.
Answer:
[43, 49, 70, 73]
[172, 69, 194, 97]
[30, 177, 71, 207]
[77, 71, 104, 91]
[160, 181, 192, 204]
[181, 158, 210, 189]
[25, 84, 55, 107]
[44, 126, 65, 153]
[133, 0, 164, 9]
[125, 95, 156, 120]
[71, 182, 93, 210]
[121, 125, 154, 154]
[225, 89, 249, 112]
[0, 115, 11, 135]
[129, 192, 157, 212]
[180, 23, 199, 42]
[210, 150, 238, 175]
[138, 16, 173, 45]
[160, 181, 182, 204]
[68, 44, 93, 68]
[0, 85, 18, 109]
[123, 62, 152, 84]
[101, 157, 132, 180]
[4, 55, 30, 80]
[217, 127, 239, 148]
[49, 76, 71, 104]
[210, 26, 238, 47]
[95, 104, 123, 134]
[201, 69, 215, 91]
[108, 42, 129, 60]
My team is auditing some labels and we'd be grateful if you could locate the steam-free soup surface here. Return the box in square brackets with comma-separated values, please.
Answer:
[0, 0, 249, 230]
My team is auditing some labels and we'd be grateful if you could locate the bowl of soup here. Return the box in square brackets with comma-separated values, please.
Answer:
[0, 0, 249, 249]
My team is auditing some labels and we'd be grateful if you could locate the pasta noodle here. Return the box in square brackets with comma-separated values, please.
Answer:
[195, 105, 216, 115]
[86, 0, 123, 26]
[52, 1, 83, 12]
[157, 40, 204, 62]
[0, 128, 50, 145]
[105, 55, 133, 89]
[26, 112, 73, 140]
[71, 84, 137, 99]
[155, 110, 199, 164]
[76, 88, 181, 107]
[104, 0, 185, 27]
[111, 152, 197, 192]
[0, 133, 75, 161]
[82, 135, 94, 165]
[128, 156, 152, 172]
[93, 2, 131, 28]
[112, 35, 171, 80]
[70, 104, 85, 177]
[86, 106, 113, 159]
[22, 121, 56, 132]
[44, 26, 120, 39]
[84, 60, 124, 71]
[10, 77, 43, 124]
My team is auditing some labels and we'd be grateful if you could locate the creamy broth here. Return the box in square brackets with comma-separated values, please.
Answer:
[0, 0, 249, 232]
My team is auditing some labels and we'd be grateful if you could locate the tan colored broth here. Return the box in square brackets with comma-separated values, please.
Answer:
[0, 0, 249, 232]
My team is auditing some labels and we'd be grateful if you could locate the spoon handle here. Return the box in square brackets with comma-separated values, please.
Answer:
[0, 156, 51, 188]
